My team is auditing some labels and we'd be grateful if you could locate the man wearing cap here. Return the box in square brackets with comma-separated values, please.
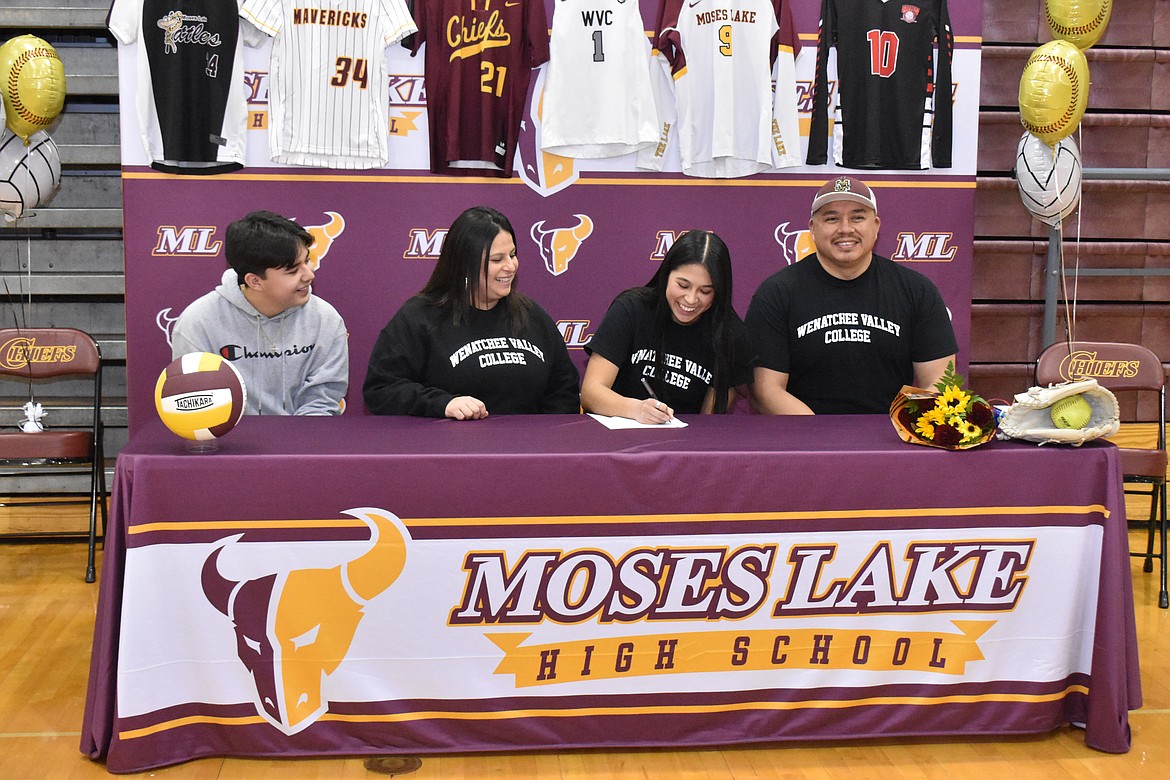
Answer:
[745, 176, 957, 414]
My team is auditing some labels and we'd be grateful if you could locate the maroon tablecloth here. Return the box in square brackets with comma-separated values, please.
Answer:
[82, 415, 1141, 772]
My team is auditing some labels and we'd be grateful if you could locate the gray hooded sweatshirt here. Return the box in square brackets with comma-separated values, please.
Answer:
[171, 269, 349, 415]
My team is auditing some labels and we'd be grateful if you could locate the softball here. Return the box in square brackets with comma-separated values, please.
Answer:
[1050, 394, 1092, 429]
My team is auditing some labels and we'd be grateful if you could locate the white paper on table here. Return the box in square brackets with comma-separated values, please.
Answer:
[586, 413, 688, 430]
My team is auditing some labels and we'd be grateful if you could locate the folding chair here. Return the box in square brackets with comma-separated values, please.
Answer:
[0, 327, 106, 582]
[1035, 340, 1169, 609]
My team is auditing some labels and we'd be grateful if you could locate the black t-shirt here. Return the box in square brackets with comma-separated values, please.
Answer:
[363, 296, 580, 416]
[745, 254, 957, 414]
[586, 288, 755, 414]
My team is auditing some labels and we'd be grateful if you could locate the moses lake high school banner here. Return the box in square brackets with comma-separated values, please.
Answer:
[115, 0, 983, 426]
[83, 414, 1138, 769]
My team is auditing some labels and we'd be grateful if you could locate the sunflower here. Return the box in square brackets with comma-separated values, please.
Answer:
[960, 421, 983, 442]
[923, 406, 948, 425]
[938, 384, 970, 413]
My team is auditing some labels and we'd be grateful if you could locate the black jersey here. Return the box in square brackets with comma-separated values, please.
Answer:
[806, 0, 953, 170]
[109, 0, 248, 174]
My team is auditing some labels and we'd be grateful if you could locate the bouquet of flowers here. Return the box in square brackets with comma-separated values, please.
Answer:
[889, 362, 997, 450]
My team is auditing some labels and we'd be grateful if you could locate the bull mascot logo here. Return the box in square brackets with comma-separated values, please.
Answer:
[303, 211, 346, 271]
[774, 221, 816, 266]
[530, 214, 594, 277]
[201, 508, 408, 735]
[156, 307, 180, 347]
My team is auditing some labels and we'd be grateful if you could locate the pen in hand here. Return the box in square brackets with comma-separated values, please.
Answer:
[640, 378, 673, 422]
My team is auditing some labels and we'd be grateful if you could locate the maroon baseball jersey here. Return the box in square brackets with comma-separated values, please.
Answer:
[410, 0, 550, 177]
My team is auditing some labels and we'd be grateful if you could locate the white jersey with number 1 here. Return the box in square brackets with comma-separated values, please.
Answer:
[541, 0, 662, 159]
[240, 0, 416, 169]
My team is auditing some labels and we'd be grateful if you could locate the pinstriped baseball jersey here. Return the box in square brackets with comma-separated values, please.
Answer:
[108, 0, 251, 174]
[540, 0, 661, 159]
[241, 0, 416, 168]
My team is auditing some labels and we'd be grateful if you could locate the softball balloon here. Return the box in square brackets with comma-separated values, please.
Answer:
[1018, 40, 1089, 146]
[1, 35, 66, 143]
[1050, 394, 1093, 429]
[1046, 0, 1112, 50]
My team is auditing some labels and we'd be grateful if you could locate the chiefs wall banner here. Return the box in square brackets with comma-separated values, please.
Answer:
[116, 1, 984, 427]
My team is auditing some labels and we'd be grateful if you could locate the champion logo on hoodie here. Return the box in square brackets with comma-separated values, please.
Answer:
[220, 343, 316, 361]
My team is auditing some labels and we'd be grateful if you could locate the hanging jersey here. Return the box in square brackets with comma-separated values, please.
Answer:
[642, 0, 801, 178]
[240, 0, 416, 169]
[806, 0, 953, 170]
[410, 0, 550, 177]
[108, 0, 251, 174]
[540, 0, 661, 159]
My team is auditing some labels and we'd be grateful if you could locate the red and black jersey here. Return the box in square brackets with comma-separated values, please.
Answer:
[806, 0, 953, 170]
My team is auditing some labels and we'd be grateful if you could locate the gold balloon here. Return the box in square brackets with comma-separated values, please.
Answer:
[1046, 0, 1112, 50]
[1, 35, 67, 144]
[1018, 40, 1089, 146]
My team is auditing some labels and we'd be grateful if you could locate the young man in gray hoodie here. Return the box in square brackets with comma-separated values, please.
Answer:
[171, 211, 349, 415]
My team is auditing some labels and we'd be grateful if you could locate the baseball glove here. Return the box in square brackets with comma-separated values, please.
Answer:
[997, 379, 1120, 446]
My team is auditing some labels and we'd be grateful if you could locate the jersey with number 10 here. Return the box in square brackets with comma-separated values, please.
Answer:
[240, 0, 416, 168]
[646, 0, 801, 178]
[806, 0, 953, 170]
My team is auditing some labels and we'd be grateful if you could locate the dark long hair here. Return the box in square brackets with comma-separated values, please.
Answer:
[640, 230, 737, 413]
[418, 206, 530, 333]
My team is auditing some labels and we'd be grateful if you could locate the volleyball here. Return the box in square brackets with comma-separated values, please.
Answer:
[1018, 40, 1089, 145]
[0, 128, 61, 219]
[1046, 0, 1112, 50]
[1015, 132, 1082, 226]
[155, 352, 247, 441]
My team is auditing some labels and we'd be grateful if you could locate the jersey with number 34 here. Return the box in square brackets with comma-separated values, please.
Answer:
[241, 0, 416, 169]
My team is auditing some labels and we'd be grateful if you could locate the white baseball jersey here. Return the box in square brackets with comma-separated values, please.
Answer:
[240, 0, 416, 168]
[109, 0, 256, 174]
[642, 0, 801, 178]
[540, 0, 662, 159]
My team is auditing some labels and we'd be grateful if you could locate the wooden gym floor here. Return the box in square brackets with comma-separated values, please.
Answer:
[2, 427, 1168, 777]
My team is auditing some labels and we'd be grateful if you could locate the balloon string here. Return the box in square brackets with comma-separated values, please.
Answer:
[1069, 124, 1084, 347]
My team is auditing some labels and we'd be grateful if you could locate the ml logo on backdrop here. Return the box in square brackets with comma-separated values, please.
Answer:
[893, 232, 958, 262]
[154, 226, 222, 256]
[403, 228, 447, 259]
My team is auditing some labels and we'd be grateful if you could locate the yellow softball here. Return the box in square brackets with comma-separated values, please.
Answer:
[1050, 394, 1093, 429]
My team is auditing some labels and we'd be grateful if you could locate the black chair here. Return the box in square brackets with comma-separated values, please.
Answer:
[0, 327, 106, 582]
[1035, 340, 1168, 609]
